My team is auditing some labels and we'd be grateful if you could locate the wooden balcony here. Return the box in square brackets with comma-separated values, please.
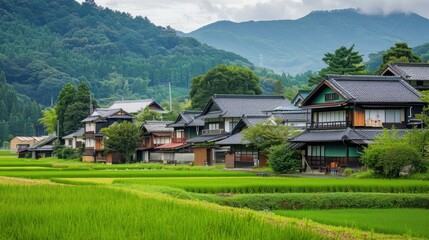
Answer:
[202, 129, 225, 135]
[306, 121, 351, 129]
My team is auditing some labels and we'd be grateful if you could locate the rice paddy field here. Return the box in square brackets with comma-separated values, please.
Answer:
[1, 151, 428, 239]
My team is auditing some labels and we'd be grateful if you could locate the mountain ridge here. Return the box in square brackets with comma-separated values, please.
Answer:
[188, 9, 429, 74]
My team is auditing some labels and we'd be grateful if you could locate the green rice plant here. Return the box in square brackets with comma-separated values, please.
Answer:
[274, 208, 429, 239]
[114, 177, 429, 193]
[201, 192, 429, 210]
[0, 184, 326, 240]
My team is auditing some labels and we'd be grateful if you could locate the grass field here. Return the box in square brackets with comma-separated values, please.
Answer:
[1, 152, 428, 239]
[274, 208, 429, 239]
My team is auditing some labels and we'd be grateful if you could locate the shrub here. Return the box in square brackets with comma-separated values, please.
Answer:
[361, 130, 427, 178]
[362, 143, 424, 178]
[268, 145, 301, 173]
[343, 168, 354, 177]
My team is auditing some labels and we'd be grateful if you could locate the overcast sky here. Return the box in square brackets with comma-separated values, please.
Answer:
[76, 0, 429, 32]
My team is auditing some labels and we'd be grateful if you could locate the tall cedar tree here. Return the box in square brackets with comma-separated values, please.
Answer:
[376, 42, 422, 73]
[101, 121, 140, 163]
[63, 82, 92, 135]
[190, 65, 262, 109]
[308, 45, 366, 86]
[56, 84, 77, 137]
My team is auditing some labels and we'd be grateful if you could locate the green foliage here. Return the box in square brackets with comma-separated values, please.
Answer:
[268, 145, 301, 173]
[210, 192, 429, 211]
[63, 82, 92, 135]
[416, 90, 429, 126]
[101, 121, 140, 163]
[275, 208, 429, 239]
[412, 42, 429, 62]
[361, 129, 428, 178]
[308, 44, 366, 86]
[190, 64, 262, 109]
[241, 120, 296, 154]
[1, 141, 9, 149]
[39, 108, 57, 135]
[342, 168, 354, 177]
[376, 42, 422, 73]
[56, 84, 77, 137]
[273, 80, 285, 95]
[0, 71, 42, 143]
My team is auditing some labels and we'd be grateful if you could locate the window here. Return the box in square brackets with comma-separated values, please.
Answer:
[385, 109, 402, 123]
[154, 136, 171, 145]
[175, 129, 184, 138]
[85, 139, 94, 148]
[416, 81, 423, 86]
[307, 145, 325, 156]
[325, 93, 339, 101]
[86, 123, 95, 132]
[317, 110, 346, 122]
[209, 123, 219, 130]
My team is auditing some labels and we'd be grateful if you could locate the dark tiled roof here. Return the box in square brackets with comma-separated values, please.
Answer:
[289, 128, 410, 143]
[386, 63, 429, 81]
[142, 121, 173, 133]
[62, 128, 85, 139]
[167, 111, 204, 128]
[201, 94, 294, 118]
[81, 108, 134, 122]
[271, 110, 310, 122]
[216, 133, 248, 145]
[28, 136, 57, 150]
[323, 75, 422, 104]
[186, 134, 228, 143]
[291, 90, 312, 105]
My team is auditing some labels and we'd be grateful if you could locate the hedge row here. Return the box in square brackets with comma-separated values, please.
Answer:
[209, 192, 429, 210]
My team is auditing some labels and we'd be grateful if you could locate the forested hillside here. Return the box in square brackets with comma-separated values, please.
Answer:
[0, 72, 42, 145]
[188, 9, 429, 74]
[0, 0, 251, 106]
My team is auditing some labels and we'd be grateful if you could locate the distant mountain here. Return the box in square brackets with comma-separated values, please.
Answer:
[188, 9, 429, 74]
[0, 0, 250, 106]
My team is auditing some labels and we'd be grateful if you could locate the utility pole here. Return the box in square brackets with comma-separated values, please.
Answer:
[169, 82, 172, 112]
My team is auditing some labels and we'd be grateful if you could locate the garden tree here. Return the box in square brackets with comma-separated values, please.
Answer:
[268, 144, 301, 173]
[101, 121, 140, 163]
[308, 45, 366, 86]
[241, 119, 297, 154]
[39, 108, 57, 135]
[63, 82, 92, 135]
[361, 130, 427, 178]
[273, 80, 285, 95]
[416, 90, 429, 125]
[376, 42, 422, 73]
[56, 84, 77, 137]
[190, 65, 262, 109]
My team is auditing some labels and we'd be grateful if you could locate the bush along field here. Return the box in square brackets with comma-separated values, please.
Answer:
[0, 152, 429, 239]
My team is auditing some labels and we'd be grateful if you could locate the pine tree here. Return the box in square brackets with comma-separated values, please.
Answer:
[274, 80, 285, 95]
[309, 45, 366, 86]
[376, 42, 422, 73]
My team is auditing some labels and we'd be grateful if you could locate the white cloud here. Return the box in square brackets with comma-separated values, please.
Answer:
[76, 0, 429, 32]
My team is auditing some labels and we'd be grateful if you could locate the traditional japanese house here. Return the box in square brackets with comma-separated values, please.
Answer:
[62, 128, 84, 149]
[151, 111, 205, 163]
[27, 136, 57, 159]
[136, 121, 173, 162]
[10, 136, 47, 153]
[187, 94, 294, 166]
[216, 115, 268, 168]
[81, 108, 134, 163]
[289, 75, 424, 174]
[291, 90, 312, 107]
[381, 63, 429, 91]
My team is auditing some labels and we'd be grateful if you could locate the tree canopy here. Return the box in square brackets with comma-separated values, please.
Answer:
[101, 121, 140, 163]
[190, 65, 262, 109]
[241, 119, 297, 154]
[308, 45, 366, 86]
[63, 83, 92, 135]
[376, 42, 422, 73]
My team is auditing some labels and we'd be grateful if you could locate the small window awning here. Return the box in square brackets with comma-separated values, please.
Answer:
[153, 133, 173, 137]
